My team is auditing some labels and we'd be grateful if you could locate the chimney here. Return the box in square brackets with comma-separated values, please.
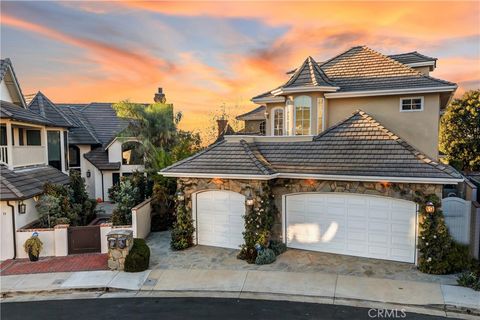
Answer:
[217, 119, 228, 138]
[154, 87, 166, 103]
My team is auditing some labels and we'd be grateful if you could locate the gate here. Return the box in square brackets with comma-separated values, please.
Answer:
[68, 225, 101, 254]
[442, 197, 471, 245]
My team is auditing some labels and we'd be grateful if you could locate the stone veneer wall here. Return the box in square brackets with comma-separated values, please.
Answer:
[178, 178, 443, 241]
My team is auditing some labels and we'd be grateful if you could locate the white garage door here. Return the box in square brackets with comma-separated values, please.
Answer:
[286, 193, 417, 263]
[195, 191, 245, 249]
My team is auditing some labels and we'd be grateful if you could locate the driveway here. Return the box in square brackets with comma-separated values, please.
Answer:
[146, 231, 457, 285]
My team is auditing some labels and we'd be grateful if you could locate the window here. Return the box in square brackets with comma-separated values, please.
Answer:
[47, 131, 61, 170]
[272, 108, 284, 136]
[122, 141, 143, 165]
[69, 145, 80, 168]
[317, 98, 325, 133]
[0, 125, 6, 146]
[400, 97, 424, 112]
[259, 121, 266, 135]
[112, 173, 120, 186]
[26, 130, 41, 146]
[64, 132, 68, 170]
[294, 96, 312, 135]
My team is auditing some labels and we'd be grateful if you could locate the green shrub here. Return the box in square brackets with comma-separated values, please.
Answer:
[124, 238, 150, 272]
[170, 200, 195, 250]
[255, 248, 276, 265]
[457, 271, 480, 291]
[269, 240, 287, 256]
[111, 180, 138, 225]
[447, 242, 472, 273]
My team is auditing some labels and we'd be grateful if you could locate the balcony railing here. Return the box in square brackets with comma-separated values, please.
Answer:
[12, 146, 46, 167]
[0, 146, 7, 165]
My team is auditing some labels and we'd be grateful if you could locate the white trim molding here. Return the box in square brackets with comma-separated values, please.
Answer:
[271, 106, 285, 136]
[160, 171, 463, 184]
[271, 86, 339, 96]
[399, 96, 424, 112]
[251, 96, 285, 104]
[324, 86, 457, 98]
[405, 61, 436, 68]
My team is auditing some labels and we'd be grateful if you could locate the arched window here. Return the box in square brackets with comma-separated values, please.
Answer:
[294, 96, 311, 135]
[271, 108, 284, 136]
[68, 145, 80, 168]
[259, 121, 266, 135]
[122, 141, 144, 165]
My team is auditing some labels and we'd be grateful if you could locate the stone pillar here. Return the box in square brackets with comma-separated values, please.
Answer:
[54, 224, 69, 256]
[107, 230, 133, 271]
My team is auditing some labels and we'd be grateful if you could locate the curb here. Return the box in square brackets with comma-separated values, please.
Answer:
[2, 287, 479, 318]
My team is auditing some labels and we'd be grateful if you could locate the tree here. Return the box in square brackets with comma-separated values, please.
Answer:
[439, 90, 480, 171]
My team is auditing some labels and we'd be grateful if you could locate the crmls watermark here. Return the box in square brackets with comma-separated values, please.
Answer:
[368, 308, 407, 318]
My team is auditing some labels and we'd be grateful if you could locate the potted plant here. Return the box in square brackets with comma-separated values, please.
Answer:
[23, 232, 43, 262]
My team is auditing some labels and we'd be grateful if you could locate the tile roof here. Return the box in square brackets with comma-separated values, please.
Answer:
[280, 56, 337, 89]
[253, 46, 455, 99]
[162, 110, 461, 182]
[0, 58, 10, 82]
[28, 92, 73, 128]
[320, 46, 454, 92]
[83, 147, 120, 170]
[236, 106, 266, 121]
[61, 107, 101, 145]
[0, 165, 70, 200]
[0, 100, 53, 126]
[72, 103, 130, 146]
[388, 51, 437, 65]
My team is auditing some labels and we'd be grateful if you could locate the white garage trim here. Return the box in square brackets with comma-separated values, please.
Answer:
[193, 190, 246, 249]
[282, 193, 419, 264]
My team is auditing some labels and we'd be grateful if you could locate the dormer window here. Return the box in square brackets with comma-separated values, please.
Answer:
[400, 97, 424, 112]
[271, 108, 284, 136]
[294, 96, 312, 135]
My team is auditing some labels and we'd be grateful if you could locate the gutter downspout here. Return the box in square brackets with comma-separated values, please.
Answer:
[6, 201, 16, 259]
[101, 170, 105, 201]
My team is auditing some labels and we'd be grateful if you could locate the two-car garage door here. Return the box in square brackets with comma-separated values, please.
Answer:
[285, 193, 417, 263]
[194, 191, 417, 263]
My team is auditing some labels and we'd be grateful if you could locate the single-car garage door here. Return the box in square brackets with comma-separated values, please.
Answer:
[285, 193, 417, 263]
[195, 191, 245, 249]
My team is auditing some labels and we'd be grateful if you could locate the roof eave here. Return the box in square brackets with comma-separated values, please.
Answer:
[325, 86, 457, 98]
[159, 171, 463, 184]
[251, 96, 285, 104]
[271, 86, 340, 96]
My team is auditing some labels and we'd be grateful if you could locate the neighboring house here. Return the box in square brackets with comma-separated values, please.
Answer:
[0, 58, 69, 260]
[236, 106, 266, 135]
[30, 98, 147, 202]
[161, 46, 466, 264]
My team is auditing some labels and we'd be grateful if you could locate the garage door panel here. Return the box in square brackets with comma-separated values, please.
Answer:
[196, 191, 245, 249]
[286, 193, 416, 263]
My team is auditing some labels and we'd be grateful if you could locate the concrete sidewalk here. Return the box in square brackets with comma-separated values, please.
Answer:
[1, 268, 479, 317]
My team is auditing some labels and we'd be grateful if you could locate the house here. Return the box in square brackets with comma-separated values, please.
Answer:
[0, 58, 70, 260]
[161, 46, 466, 264]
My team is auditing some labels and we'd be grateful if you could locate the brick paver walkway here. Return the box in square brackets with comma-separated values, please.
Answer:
[0, 253, 108, 276]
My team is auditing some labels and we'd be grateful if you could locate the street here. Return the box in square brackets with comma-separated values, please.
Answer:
[1, 297, 455, 320]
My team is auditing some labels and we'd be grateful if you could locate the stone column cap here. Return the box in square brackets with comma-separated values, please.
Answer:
[107, 229, 133, 236]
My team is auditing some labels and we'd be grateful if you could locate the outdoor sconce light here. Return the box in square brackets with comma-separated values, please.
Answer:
[86, 170, 91, 178]
[246, 196, 254, 206]
[425, 201, 435, 214]
[176, 191, 185, 202]
[117, 237, 127, 249]
[33, 195, 40, 202]
[108, 237, 117, 249]
[18, 201, 26, 214]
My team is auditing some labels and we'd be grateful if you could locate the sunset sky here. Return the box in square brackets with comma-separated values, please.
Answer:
[1, 1, 479, 137]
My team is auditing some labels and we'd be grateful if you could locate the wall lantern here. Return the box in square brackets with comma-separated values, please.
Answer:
[246, 196, 254, 206]
[425, 201, 435, 214]
[176, 191, 185, 202]
[86, 170, 91, 178]
[33, 195, 40, 202]
[18, 201, 26, 214]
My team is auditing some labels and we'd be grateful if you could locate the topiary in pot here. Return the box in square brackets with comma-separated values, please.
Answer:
[255, 248, 276, 265]
[24, 233, 43, 262]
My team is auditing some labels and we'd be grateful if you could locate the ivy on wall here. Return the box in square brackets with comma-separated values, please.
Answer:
[238, 182, 277, 264]
[415, 192, 471, 274]
[170, 193, 195, 251]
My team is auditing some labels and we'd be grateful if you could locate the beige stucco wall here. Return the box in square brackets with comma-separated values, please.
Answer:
[243, 120, 263, 134]
[412, 66, 430, 75]
[327, 93, 441, 159]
